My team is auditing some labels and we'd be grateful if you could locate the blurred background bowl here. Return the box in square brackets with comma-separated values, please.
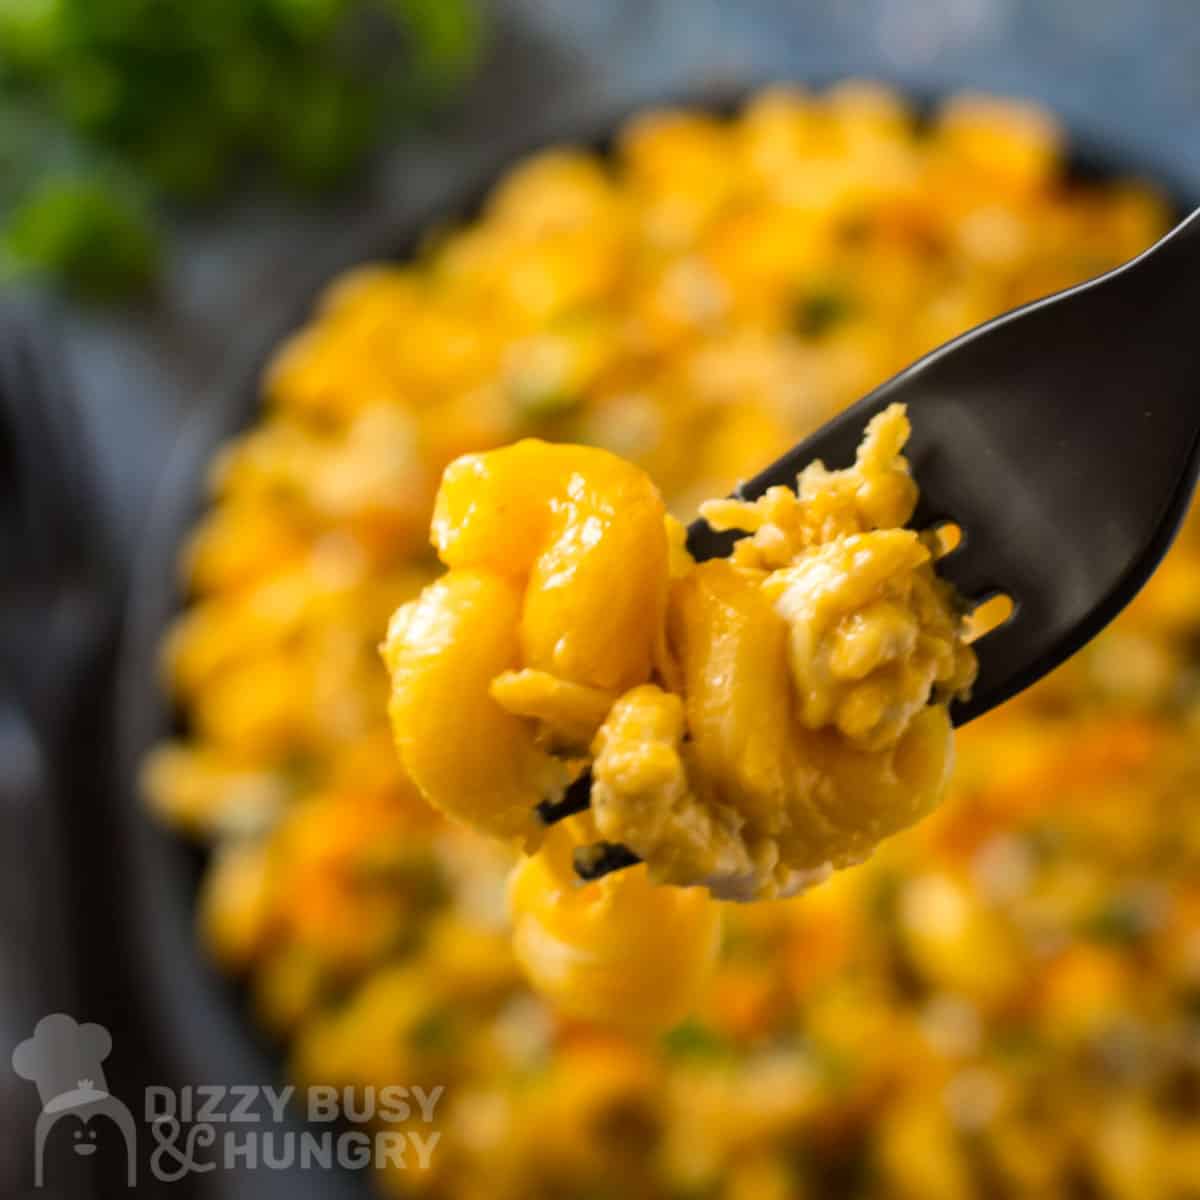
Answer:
[120, 91, 1194, 1200]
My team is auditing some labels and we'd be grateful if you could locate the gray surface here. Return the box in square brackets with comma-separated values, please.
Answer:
[54, 0, 1200, 566]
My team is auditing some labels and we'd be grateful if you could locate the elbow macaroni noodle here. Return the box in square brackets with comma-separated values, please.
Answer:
[384, 406, 975, 902]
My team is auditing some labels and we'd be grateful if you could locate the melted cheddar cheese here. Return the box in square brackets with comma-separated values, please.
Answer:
[508, 819, 721, 1034]
[385, 404, 975, 900]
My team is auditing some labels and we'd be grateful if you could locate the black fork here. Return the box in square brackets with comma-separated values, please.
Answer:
[553, 207, 1200, 881]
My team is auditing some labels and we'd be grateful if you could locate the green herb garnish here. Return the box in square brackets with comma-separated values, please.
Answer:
[793, 286, 857, 338]
[0, 0, 485, 297]
[409, 1008, 459, 1054]
[1080, 897, 1154, 945]
[661, 1019, 732, 1062]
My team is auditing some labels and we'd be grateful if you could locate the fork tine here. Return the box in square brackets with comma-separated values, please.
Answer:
[952, 607, 1028, 723]
[931, 540, 1009, 606]
[536, 768, 593, 825]
[573, 841, 642, 881]
[539, 769, 643, 882]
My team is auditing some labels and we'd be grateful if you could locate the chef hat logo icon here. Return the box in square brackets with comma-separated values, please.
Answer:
[12, 1014, 137, 1186]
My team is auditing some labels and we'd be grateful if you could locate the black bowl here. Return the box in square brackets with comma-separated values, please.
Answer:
[113, 83, 1196, 1199]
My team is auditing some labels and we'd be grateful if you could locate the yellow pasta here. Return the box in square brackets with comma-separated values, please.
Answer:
[145, 86, 1195, 1200]
[509, 820, 721, 1034]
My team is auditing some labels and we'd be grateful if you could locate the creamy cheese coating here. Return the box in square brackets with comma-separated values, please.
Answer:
[508, 817, 720, 1034]
[591, 404, 976, 897]
[381, 438, 671, 848]
[384, 403, 976, 900]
